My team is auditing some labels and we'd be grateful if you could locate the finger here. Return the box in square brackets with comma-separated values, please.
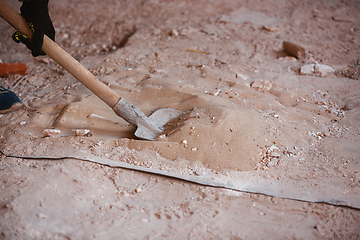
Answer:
[12, 32, 22, 43]
[31, 31, 45, 57]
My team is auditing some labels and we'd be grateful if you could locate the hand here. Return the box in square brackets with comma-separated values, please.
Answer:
[12, 0, 55, 57]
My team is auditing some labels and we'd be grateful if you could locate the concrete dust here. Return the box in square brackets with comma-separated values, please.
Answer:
[1, 0, 360, 239]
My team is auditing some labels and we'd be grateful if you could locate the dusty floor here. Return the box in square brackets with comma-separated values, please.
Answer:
[1, 0, 360, 239]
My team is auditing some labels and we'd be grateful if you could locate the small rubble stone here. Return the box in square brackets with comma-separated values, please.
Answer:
[283, 41, 306, 59]
[341, 102, 354, 111]
[300, 63, 334, 76]
[250, 80, 273, 92]
[314, 64, 335, 76]
[72, 129, 92, 136]
[43, 129, 61, 137]
[300, 64, 315, 75]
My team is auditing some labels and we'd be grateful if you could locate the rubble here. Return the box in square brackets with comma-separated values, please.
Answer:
[250, 80, 273, 92]
[43, 129, 61, 137]
[300, 63, 335, 76]
[283, 41, 306, 59]
[72, 129, 92, 136]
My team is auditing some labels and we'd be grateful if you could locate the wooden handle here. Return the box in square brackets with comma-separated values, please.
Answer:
[0, 0, 120, 108]
[42, 38, 121, 107]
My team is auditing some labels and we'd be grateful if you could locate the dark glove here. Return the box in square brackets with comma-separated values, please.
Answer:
[12, 0, 55, 57]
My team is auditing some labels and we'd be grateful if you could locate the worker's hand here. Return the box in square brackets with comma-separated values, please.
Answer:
[12, 0, 55, 57]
